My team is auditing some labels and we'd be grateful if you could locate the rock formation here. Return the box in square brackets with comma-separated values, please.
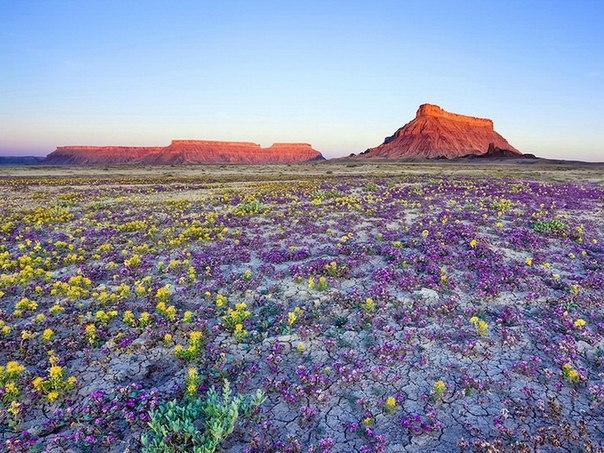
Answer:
[360, 104, 521, 159]
[45, 146, 164, 165]
[44, 141, 324, 165]
[0, 156, 46, 165]
[473, 143, 533, 159]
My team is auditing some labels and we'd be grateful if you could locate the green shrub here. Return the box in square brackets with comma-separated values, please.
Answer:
[532, 219, 568, 235]
[141, 380, 265, 452]
[234, 198, 264, 216]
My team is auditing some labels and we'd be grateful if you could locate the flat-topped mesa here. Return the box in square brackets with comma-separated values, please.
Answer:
[46, 146, 164, 164]
[269, 143, 314, 149]
[169, 140, 260, 148]
[359, 103, 520, 160]
[416, 104, 493, 129]
[45, 140, 324, 165]
[155, 140, 323, 164]
[265, 143, 317, 154]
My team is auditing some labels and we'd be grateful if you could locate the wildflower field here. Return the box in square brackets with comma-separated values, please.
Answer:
[0, 163, 603, 452]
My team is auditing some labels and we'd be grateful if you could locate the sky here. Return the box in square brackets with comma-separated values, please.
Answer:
[1, 0, 603, 161]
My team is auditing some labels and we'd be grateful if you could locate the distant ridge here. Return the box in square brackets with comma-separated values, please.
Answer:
[44, 140, 324, 165]
[0, 156, 46, 165]
[357, 103, 522, 159]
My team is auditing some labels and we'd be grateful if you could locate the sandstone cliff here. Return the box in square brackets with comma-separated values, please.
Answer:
[44, 141, 324, 165]
[44, 146, 165, 165]
[360, 104, 521, 159]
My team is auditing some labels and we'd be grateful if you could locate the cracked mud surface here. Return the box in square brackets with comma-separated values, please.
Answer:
[0, 162, 603, 452]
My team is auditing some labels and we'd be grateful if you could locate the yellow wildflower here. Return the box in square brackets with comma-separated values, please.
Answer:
[49, 365, 63, 380]
[574, 318, 586, 328]
[361, 298, 376, 313]
[433, 380, 447, 400]
[5, 381, 19, 397]
[384, 396, 397, 412]
[7, 401, 20, 417]
[32, 377, 44, 391]
[42, 328, 54, 342]
[21, 330, 33, 340]
[215, 293, 227, 308]
[6, 361, 25, 375]
[139, 312, 151, 326]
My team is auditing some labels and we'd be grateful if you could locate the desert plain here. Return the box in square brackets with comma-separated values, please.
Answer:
[0, 160, 603, 452]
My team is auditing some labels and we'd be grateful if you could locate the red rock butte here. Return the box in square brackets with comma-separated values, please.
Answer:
[44, 140, 324, 165]
[359, 103, 521, 159]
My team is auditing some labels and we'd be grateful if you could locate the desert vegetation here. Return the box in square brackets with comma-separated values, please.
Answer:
[0, 163, 602, 451]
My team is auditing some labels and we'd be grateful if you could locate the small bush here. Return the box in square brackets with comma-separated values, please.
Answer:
[141, 380, 265, 453]
[532, 219, 568, 235]
[234, 198, 264, 216]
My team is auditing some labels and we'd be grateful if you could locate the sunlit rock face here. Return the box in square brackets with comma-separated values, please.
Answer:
[44, 146, 164, 165]
[44, 141, 324, 164]
[360, 104, 521, 159]
[143, 141, 324, 164]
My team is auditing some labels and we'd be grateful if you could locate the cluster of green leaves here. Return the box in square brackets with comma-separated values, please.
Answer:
[532, 219, 568, 235]
[311, 189, 343, 199]
[234, 198, 264, 216]
[141, 380, 265, 453]
[363, 182, 378, 192]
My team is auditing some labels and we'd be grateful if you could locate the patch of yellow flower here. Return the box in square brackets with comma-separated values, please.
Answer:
[156, 301, 177, 321]
[215, 293, 227, 308]
[84, 324, 97, 345]
[95, 310, 118, 325]
[175, 331, 205, 361]
[574, 318, 586, 328]
[361, 298, 376, 313]
[185, 367, 200, 396]
[288, 307, 303, 326]
[223, 303, 251, 339]
[32, 353, 77, 402]
[41, 328, 55, 342]
[384, 396, 397, 412]
[562, 363, 582, 384]
[470, 316, 488, 336]
[123, 310, 137, 327]
[155, 284, 173, 303]
[433, 380, 447, 400]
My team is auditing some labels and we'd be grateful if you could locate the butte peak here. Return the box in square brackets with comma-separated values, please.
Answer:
[415, 103, 494, 129]
[359, 103, 521, 160]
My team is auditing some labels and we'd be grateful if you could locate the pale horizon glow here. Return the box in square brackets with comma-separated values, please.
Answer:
[1, 1, 603, 161]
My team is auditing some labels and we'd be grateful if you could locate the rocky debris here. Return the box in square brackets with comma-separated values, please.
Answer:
[360, 103, 522, 159]
[44, 141, 324, 165]
[470, 143, 535, 159]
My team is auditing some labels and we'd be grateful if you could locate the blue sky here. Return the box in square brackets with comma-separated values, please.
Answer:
[1, 0, 603, 160]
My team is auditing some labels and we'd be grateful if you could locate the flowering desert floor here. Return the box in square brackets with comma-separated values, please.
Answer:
[0, 162, 603, 452]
